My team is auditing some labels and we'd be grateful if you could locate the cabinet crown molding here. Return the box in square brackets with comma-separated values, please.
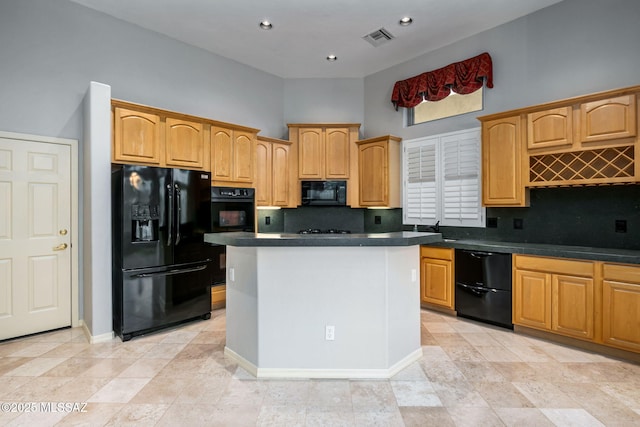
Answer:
[477, 85, 640, 122]
[111, 99, 260, 133]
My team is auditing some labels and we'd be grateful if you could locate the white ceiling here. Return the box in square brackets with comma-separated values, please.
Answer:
[69, 0, 564, 79]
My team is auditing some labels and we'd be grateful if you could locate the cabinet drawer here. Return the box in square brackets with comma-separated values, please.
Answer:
[420, 246, 453, 260]
[603, 263, 640, 284]
[514, 255, 594, 276]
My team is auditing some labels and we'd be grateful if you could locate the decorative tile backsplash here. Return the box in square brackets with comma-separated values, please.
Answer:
[435, 185, 640, 250]
[257, 207, 402, 234]
[258, 186, 639, 250]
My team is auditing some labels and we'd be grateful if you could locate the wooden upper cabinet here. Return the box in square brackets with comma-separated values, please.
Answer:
[325, 128, 350, 179]
[290, 124, 359, 180]
[255, 139, 272, 206]
[580, 94, 637, 143]
[481, 116, 528, 206]
[256, 136, 293, 207]
[233, 131, 255, 182]
[165, 117, 204, 169]
[211, 127, 233, 180]
[211, 126, 255, 183]
[298, 128, 324, 178]
[113, 107, 162, 165]
[356, 135, 401, 207]
[527, 107, 573, 150]
[272, 142, 292, 206]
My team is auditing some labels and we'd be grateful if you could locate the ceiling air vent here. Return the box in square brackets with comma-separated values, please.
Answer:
[362, 27, 395, 47]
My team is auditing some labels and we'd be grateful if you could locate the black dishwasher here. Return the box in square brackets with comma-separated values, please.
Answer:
[455, 249, 513, 329]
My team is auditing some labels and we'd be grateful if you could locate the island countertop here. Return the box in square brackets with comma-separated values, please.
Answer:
[204, 231, 442, 247]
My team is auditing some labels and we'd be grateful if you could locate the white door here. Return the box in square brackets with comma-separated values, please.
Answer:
[0, 137, 72, 340]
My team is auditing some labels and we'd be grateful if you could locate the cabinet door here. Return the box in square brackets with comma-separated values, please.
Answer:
[603, 278, 640, 352]
[421, 257, 453, 309]
[298, 128, 324, 178]
[481, 116, 526, 206]
[358, 141, 387, 206]
[325, 128, 350, 178]
[233, 131, 254, 182]
[255, 139, 272, 206]
[211, 127, 233, 181]
[580, 95, 636, 143]
[552, 274, 594, 340]
[513, 269, 551, 330]
[271, 142, 291, 206]
[211, 285, 226, 309]
[113, 107, 161, 165]
[165, 118, 204, 169]
[527, 107, 573, 150]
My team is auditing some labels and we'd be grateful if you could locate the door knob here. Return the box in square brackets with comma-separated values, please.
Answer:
[53, 243, 68, 251]
[59, 229, 68, 236]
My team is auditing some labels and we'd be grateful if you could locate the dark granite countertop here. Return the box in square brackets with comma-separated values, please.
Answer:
[204, 232, 640, 264]
[427, 239, 640, 265]
[204, 231, 443, 247]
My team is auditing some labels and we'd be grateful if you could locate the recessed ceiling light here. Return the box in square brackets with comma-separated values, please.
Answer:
[399, 16, 413, 26]
[259, 20, 273, 30]
[326, 54, 337, 62]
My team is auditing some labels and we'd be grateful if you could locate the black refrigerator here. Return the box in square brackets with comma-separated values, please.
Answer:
[111, 165, 214, 341]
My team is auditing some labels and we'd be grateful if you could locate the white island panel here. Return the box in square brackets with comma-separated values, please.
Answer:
[224, 245, 421, 378]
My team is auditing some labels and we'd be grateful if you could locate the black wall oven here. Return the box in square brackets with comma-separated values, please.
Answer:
[210, 186, 255, 286]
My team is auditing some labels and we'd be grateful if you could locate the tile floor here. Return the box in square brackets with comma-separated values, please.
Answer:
[1, 309, 640, 426]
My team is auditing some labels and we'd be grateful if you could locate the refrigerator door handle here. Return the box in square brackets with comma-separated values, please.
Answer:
[166, 183, 173, 246]
[131, 264, 208, 278]
[175, 184, 181, 245]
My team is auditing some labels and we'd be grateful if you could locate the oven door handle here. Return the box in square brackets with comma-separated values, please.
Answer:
[456, 282, 494, 296]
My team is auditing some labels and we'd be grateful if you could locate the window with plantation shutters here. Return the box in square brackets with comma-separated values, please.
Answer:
[403, 128, 484, 228]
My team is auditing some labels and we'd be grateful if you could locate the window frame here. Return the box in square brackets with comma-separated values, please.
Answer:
[402, 127, 485, 228]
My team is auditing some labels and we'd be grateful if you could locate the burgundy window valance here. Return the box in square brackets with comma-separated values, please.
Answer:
[391, 52, 493, 110]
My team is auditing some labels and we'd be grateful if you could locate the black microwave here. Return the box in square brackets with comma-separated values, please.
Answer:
[301, 181, 347, 206]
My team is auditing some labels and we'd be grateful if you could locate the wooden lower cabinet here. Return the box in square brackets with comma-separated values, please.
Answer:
[420, 246, 454, 310]
[513, 269, 551, 330]
[602, 263, 640, 352]
[513, 255, 595, 341]
[552, 274, 595, 340]
[211, 285, 226, 309]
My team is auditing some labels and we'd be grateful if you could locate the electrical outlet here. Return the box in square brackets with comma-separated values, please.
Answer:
[513, 218, 524, 230]
[265, 216, 271, 225]
[325, 325, 335, 341]
[374, 215, 382, 225]
[615, 219, 627, 233]
[487, 217, 498, 228]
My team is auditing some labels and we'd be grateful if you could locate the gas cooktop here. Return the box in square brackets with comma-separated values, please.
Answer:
[298, 229, 352, 234]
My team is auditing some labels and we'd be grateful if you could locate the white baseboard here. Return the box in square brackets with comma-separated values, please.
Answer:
[224, 346, 423, 379]
[81, 321, 115, 344]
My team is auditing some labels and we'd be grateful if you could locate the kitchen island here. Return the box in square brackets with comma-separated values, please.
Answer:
[204, 231, 442, 378]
